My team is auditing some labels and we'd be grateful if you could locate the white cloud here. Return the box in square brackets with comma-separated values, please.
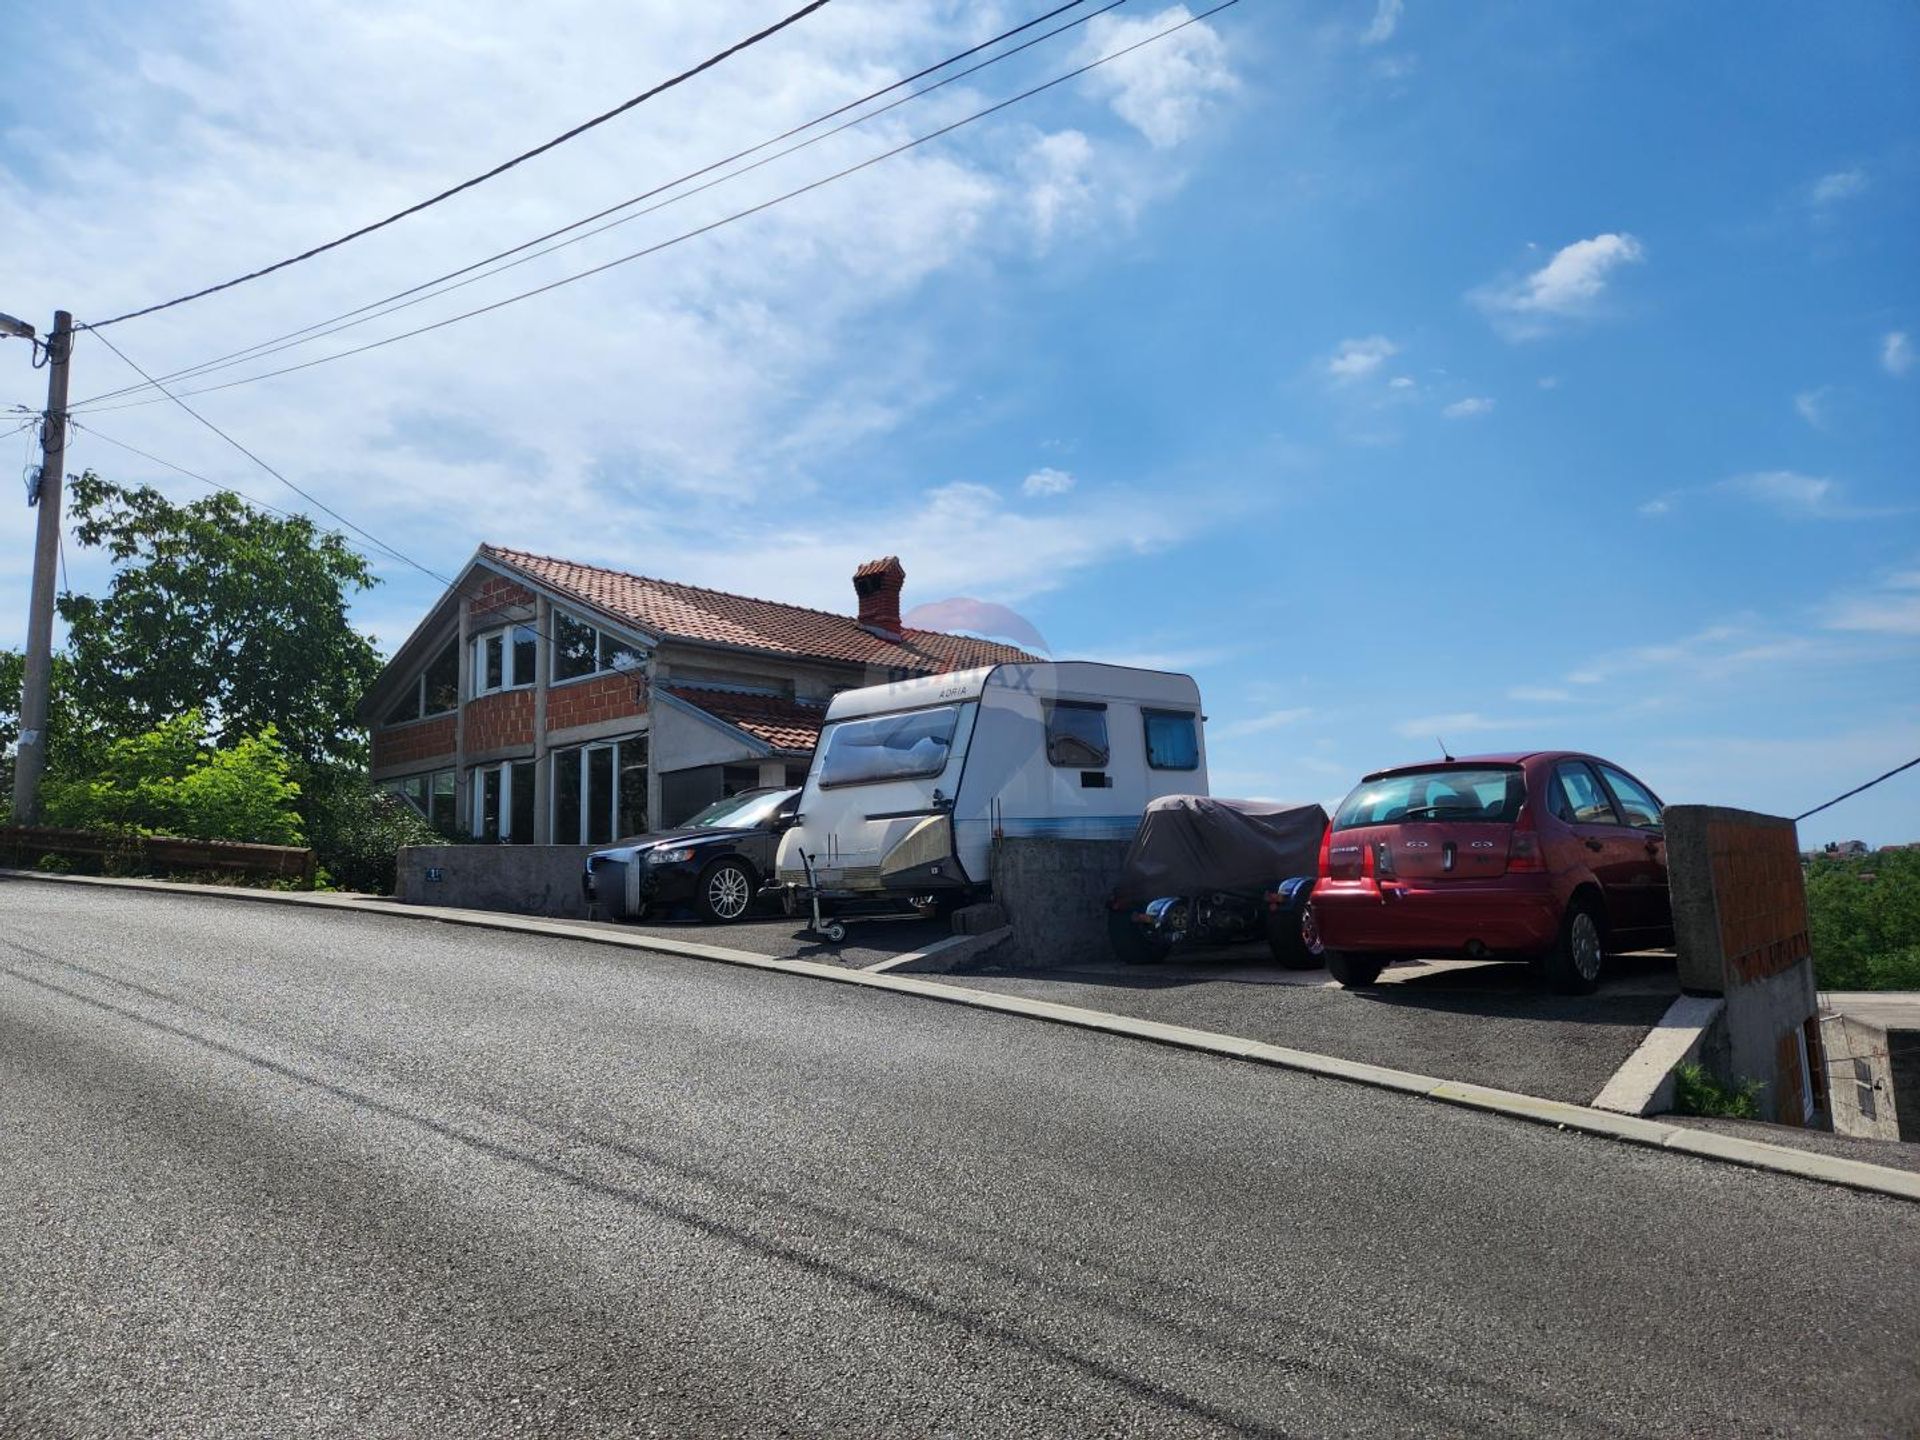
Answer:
[1388, 375, 1415, 390]
[1325, 335, 1399, 383]
[1022, 466, 1076, 497]
[1213, 706, 1312, 739]
[1883, 331, 1914, 377]
[0, 1, 1245, 651]
[1508, 686, 1572, 703]
[1078, 7, 1238, 150]
[1638, 495, 1674, 518]
[1826, 568, 1920, 637]
[1360, 0, 1404, 45]
[1442, 396, 1494, 419]
[1794, 387, 1830, 428]
[1537, 376, 1560, 390]
[1643, 470, 1899, 522]
[1471, 233, 1645, 338]
[1808, 168, 1868, 208]
[1393, 712, 1526, 740]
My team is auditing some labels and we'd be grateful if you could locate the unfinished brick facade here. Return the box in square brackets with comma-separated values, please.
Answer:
[369, 714, 455, 771]
[547, 671, 647, 735]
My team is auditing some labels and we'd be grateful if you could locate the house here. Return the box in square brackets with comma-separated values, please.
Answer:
[359, 547, 1036, 844]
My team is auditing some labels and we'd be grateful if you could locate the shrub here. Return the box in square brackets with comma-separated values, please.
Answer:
[302, 774, 444, 896]
[41, 712, 305, 846]
[1672, 1062, 1763, 1120]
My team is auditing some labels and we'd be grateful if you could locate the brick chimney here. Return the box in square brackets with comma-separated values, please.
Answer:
[853, 556, 906, 639]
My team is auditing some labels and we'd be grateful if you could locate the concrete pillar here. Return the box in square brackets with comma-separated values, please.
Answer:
[531, 594, 552, 844]
[758, 759, 787, 789]
[1666, 805, 1823, 1126]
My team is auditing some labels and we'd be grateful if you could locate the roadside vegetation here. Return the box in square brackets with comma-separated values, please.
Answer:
[1671, 1063, 1763, 1120]
[1, 471, 451, 890]
[1806, 847, 1920, 992]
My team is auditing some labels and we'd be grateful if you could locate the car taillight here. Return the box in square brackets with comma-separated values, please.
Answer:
[1317, 824, 1333, 879]
[1508, 806, 1544, 873]
[1360, 838, 1375, 880]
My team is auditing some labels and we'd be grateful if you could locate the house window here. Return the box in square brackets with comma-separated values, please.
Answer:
[551, 734, 650, 844]
[1143, 709, 1200, 771]
[551, 610, 646, 685]
[380, 640, 459, 726]
[472, 760, 534, 844]
[473, 625, 539, 697]
[382, 768, 457, 832]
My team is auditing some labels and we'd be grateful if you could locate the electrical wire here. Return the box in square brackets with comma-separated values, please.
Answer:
[71, 0, 1116, 411]
[72, 2, 1239, 413]
[71, 419, 341, 533]
[1796, 756, 1920, 824]
[82, 0, 836, 331]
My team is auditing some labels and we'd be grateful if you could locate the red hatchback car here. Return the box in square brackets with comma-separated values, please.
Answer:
[1308, 752, 1671, 993]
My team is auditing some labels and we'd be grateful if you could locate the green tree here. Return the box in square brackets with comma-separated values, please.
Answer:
[58, 470, 384, 778]
[0, 648, 106, 817]
[1807, 847, 1920, 990]
[41, 710, 305, 846]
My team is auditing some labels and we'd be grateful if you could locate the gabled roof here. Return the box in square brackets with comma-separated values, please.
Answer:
[666, 685, 825, 755]
[481, 545, 1038, 673]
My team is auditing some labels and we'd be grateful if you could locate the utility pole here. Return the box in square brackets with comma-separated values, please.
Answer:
[10, 310, 72, 824]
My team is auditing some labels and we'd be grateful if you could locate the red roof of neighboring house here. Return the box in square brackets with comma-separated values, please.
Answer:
[667, 685, 826, 754]
[481, 545, 1037, 673]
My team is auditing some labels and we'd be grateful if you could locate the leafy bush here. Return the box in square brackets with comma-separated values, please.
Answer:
[1806, 847, 1920, 991]
[302, 772, 445, 896]
[1672, 1062, 1763, 1120]
[41, 712, 305, 846]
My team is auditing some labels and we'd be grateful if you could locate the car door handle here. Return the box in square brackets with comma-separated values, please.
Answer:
[1585, 839, 1604, 852]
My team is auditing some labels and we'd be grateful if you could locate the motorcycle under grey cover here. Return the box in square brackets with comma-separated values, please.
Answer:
[1112, 795, 1329, 906]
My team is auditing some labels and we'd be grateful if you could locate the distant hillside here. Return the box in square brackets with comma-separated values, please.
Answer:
[1806, 846, 1920, 991]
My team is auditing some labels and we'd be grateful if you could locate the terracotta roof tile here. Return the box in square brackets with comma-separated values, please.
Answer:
[481, 545, 1037, 674]
[666, 686, 825, 754]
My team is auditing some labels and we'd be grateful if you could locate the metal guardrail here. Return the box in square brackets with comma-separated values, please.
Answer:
[0, 825, 316, 884]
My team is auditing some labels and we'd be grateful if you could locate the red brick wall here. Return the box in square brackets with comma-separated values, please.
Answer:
[547, 671, 648, 734]
[371, 714, 455, 771]
[468, 573, 535, 625]
[465, 689, 534, 752]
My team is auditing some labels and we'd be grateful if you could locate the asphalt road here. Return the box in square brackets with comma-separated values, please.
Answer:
[3, 881, 1917, 1438]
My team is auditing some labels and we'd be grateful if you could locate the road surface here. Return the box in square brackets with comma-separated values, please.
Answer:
[3, 880, 1916, 1437]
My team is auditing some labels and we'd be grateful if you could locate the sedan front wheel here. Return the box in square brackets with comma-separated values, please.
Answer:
[696, 859, 756, 924]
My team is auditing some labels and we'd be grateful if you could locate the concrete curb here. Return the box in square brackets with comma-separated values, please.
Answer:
[8, 869, 1917, 1205]
[1592, 994, 1726, 1115]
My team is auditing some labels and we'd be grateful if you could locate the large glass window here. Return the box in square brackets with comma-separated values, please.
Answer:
[552, 735, 650, 844]
[1046, 702, 1110, 768]
[550, 610, 646, 686]
[1598, 764, 1663, 830]
[510, 763, 535, 845]
[473, 626, 538, 696]
[1334, 767, 1524, 830]
[817, 706, 960, 788]
[1142, 709, 1200, 771]
[478, 767, 504, 841]
[381, 767, 457, 832]
[381, 641, 459, 725]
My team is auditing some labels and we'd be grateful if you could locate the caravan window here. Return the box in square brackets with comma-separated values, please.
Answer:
[818, 705, 960, 788]
[1143, 709, 1200, 771]
[1045, 702, 1109, 768]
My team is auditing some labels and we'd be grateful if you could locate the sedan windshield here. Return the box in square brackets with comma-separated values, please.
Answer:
[1334, 768, 1523, 830]
[681, 789, 795, 830]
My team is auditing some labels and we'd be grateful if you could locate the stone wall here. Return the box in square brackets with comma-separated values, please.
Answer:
[986, 836, 1131, 970]
[396, 844, 599, 919]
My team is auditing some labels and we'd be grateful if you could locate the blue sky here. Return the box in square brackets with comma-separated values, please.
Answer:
[2, 1, 1915, 841]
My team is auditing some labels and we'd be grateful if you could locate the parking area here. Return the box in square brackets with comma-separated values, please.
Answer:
[926, 949, 1682, 1105]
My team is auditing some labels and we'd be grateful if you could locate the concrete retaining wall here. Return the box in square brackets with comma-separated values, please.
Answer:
[986, 836, 1130, 971]
[396, 844, 599, 919]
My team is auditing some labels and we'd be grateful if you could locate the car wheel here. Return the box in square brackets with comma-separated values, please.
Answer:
[1325, 949, 1385, 988]
[1266, 901, 1322, 971]
[695, 859, 756, 924]
[1542, 898, 1606, 994]
[1107, 909, 1172, 966]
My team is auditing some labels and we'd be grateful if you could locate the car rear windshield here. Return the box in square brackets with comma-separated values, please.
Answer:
[817, 705, 961, 788]
[1333, 767, 1523, 830]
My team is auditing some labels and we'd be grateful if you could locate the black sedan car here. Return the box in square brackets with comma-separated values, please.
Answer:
[583, 787, 800, 923]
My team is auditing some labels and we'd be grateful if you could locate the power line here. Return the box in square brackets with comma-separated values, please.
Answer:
[71, 0, 1116, 412]
[71, 419, 349, 535]
[82, 0, 836, 331]
[73, 2, 1239, 413]
[82, 328, 450, 586]
[1796, 756, 1920, 824]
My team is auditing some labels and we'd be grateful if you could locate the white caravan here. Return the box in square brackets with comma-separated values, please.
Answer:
[775, 661, 1208, 904]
